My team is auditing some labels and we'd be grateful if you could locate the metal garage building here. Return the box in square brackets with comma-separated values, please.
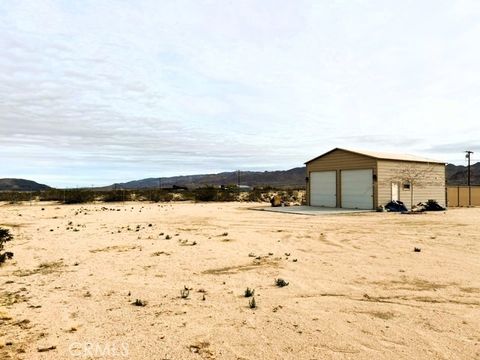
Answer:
[305, 148, 446, 210]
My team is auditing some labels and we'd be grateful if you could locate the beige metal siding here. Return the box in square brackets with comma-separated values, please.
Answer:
[377, 160, 446, 209]
[306, 149, 377, 207]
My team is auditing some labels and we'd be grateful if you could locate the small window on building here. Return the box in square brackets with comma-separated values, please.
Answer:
[403, 182, 411, 190]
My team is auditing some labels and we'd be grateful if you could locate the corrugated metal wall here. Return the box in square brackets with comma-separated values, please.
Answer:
[377, 160, 446, 208]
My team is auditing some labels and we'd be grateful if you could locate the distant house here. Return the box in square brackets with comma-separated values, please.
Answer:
[305, 148, 446, 210]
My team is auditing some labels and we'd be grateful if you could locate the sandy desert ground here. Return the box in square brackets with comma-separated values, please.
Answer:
[0, 201, 479, 359]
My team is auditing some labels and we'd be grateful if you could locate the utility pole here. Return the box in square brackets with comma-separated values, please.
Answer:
[465, 150, 474, 206]
[237, 170, 240, 187]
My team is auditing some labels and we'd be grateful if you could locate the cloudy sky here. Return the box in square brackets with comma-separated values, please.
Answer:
[1, 0, 479, 187]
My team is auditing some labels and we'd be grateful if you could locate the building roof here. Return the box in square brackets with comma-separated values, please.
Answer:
[305, 147, 445, 164]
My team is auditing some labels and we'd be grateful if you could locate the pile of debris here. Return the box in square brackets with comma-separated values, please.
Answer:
[381, 199, 445, 213]
[384, 200, 408, 212]
[270, 194, 303, 207]
[412, 199, 446, 212]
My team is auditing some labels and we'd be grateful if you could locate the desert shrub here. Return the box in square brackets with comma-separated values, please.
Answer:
[216, 189, 238, 202]
[275, 278, 289, 287]
[132, 189, 175, 202]
[149, 190, 174, 202]
[0, 191, 36, 202]
[177, 190, 195, 201]
[194, 187, 239, 202]
[244, 288, 255, 297]
[0, 227, 14, 264]
[62, 190, 95, 204]
[103, 190, 129, 202]
[246, 188, 264, 202]
[0, 228, 13, 252]
[38, 189, 64, 202]
[180, 286, 190, 299]
[249, 297, 256, 309]
[194, 187, 217, 201]
[132, 299, 147, 306]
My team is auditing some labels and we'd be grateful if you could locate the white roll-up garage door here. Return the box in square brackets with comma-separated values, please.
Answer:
[341, 169, 373, 209]
[310, 171, 336, 207]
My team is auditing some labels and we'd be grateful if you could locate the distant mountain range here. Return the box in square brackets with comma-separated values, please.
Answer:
[107, 162, 480, 189]
[1, 162, 479, 191]
[0, 178, 51, 191]
[107, 167, 307, 190]
[446, 162, 480, 185]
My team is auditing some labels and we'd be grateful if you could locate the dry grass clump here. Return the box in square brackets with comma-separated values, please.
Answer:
[13, 260, 65, 277]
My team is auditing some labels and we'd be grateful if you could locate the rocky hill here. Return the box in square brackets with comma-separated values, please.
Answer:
[446, 162, 480, 185]
[0, 178, 51, 191]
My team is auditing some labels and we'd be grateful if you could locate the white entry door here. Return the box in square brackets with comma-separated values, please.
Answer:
[391, 182, 399, 201]
[310, 171, 336, 207]
[341, 169, 373, 209]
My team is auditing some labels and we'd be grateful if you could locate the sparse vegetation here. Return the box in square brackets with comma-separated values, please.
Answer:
[63, 189, 96, 204]
[194, 186, 239, 202]
[194, 186, 219, 202]
[180, 286, 190, 299]
[244, 287, 255, 297]
[178, 239, 197, 246]
[132, 299, 146, 307]
[0, 187, 304, 205]
[275, 278, 289, 287]
[151, 251, 170, 256]
[0, 200, 477, 359]
[0, 227, 13, 264]
[103, 190, 128, 202]
[0, 227, 13, 249]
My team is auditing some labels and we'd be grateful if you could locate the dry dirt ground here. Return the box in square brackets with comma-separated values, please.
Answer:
[0, 202, 479, 360]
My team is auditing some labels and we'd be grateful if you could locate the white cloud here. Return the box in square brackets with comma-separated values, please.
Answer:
[1, 0, 479, 186]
